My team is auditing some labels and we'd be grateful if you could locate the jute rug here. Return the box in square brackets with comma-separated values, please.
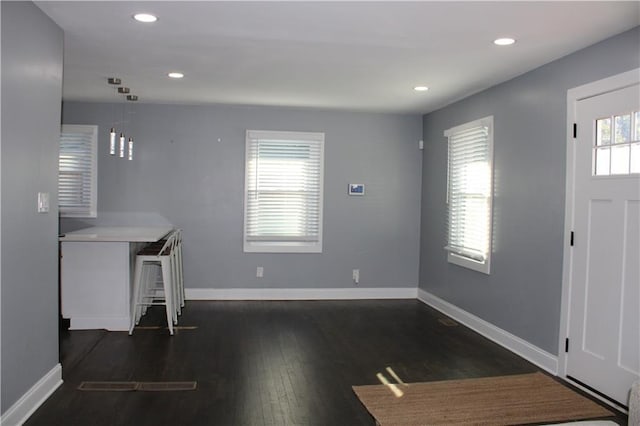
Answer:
[352, 372, 614, 425]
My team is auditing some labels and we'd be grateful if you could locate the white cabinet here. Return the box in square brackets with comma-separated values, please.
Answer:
[60, 227, 172, 331]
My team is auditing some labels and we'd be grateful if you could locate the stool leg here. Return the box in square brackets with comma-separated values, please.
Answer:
[170, 245, 180, 318]
[177, 239, 185, 308]
[161, 258, 174, 335]
[129, 257, 144, 335]
[139, 262, 154, 320]
[139, 263, 148, 320]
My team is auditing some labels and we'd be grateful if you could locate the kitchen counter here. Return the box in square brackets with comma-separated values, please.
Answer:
[60, 226, 173, 331]
[60, 226, 174, 242]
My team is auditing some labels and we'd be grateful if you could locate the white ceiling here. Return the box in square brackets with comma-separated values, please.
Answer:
[36, 1, 640, 114]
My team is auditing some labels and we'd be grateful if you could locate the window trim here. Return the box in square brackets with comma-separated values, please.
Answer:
[59, 124, 98, 218]
[243, 130, 325, 253]
[444, 116, 494, 274]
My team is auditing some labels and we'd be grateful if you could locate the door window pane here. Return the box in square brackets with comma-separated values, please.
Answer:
[631, 142, 640, 174]
[595, 147, 611, 176]
[611, 145, 630, 175]
[614, 114, 631, 144]
[593, 111, 639, 176]
[596, 118, 611, 146]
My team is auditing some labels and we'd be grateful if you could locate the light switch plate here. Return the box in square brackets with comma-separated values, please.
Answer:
[37, 192, 50, 213]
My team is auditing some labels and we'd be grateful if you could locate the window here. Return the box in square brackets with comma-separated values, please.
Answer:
[58, 124, 98, 218]
[593, 110, 640, 176]
[444, 116, 494, 274]
[244, 130, 324, 253]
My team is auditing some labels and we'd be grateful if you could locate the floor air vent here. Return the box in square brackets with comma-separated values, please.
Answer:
[138, 381, 197, 391]
[78, 381, 197, 391]
[133, 326, 198, 331]
[78, 382, 138, 391]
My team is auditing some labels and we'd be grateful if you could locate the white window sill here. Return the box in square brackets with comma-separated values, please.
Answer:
[448, 252, 490, 274]
[244, 241, 322, 253]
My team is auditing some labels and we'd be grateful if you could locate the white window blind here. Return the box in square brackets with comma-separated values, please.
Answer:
[59, 124, 98, 218]
[444, 116, 493, 274]
[244, 130, 324, 253]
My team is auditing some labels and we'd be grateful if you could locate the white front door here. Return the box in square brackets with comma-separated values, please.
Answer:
[567, 80, 640, 406]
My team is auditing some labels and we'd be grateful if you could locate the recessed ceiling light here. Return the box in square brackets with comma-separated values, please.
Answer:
[168, 72, 184, 79]
[133, 13, 158, 23]
[414, 86, 429, 92]
[494, 37, 516, 46]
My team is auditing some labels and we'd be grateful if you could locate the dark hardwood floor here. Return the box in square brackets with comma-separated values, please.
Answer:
[26, 300, 623, 425]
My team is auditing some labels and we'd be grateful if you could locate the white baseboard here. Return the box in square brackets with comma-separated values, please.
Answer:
[417, 289, 559, 374]
[0, 364, 63, 426]
[186, 287, 418, 300]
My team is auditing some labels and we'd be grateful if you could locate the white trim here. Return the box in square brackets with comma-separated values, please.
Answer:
[417, 289, 558, 374]
[566, 68, 640, 103]
[59, 124, 98, 218]
[560, 68, 640, 379]
[0, 364, 63, 426]
[447, 252, 490, 275]
[243, 129, 325, 254]
[444, 115, 494, 275]
[444, 115, 492, 137]
[564, 377, 629, 414]
[186, 287, 418, 300]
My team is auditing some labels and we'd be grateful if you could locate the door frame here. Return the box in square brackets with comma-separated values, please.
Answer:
[559, 67, 639, 410]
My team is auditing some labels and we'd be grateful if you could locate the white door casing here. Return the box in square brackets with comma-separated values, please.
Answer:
[560, 68, 640, 409]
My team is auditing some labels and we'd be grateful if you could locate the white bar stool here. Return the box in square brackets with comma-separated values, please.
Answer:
[129, 231, 178, 335]
[173, 229, 185, 314]
[143, 229, 184, 320]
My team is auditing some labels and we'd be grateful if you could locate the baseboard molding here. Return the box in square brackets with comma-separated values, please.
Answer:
[186, 287, 418, 300]
[0, 364, 63, 426]
[417, 289, 559, 375]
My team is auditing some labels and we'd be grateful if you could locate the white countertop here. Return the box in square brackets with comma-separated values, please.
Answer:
[59, 226, 173, 242]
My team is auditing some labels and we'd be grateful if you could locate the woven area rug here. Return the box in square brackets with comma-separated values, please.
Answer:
[352, 372, 614, 425]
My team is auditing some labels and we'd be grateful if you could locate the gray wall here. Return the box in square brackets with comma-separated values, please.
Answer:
[1, 1, 63, 413]
[419, 26, 640, 355]
[61, 103, 422, 290]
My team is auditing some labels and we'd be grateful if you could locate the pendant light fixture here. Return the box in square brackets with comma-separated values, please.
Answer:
[109, 128, 117, 155]
[107, 77, 138, 160]
[119, 133, 126, 158]
[128, 137, 134, 161]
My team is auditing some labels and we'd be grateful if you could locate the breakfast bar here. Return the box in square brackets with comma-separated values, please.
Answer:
[59, 226, 173, 331]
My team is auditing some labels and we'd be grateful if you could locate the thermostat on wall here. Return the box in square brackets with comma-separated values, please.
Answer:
[348, 183, 365, 196]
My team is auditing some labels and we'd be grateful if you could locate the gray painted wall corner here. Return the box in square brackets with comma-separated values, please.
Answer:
[1, 1, 63, 413]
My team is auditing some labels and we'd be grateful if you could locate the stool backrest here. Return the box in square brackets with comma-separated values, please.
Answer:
[158, 230, 178, 256]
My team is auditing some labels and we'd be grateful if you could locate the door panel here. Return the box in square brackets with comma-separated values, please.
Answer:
[620, 200, 639, 375]
[568, 83, 640, 405]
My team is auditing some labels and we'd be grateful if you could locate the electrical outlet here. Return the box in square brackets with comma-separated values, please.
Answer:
[256, 266, 264, 278]
[352, 269, 360, 285]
